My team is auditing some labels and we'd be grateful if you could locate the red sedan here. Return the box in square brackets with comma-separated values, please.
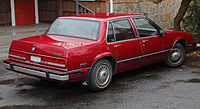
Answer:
[3, 13, 196, 91]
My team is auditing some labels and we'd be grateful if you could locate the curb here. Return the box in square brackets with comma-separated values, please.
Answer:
[0, 42, 11, 46]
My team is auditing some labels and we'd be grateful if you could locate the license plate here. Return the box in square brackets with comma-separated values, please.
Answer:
[30, 56, 41, 63]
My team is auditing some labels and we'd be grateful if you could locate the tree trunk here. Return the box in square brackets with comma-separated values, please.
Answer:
[174, 0, 192, 31]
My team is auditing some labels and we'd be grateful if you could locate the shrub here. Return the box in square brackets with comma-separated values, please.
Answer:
[182, 0, 200, 43]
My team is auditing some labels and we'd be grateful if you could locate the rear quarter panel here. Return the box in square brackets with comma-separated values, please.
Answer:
[66, 21, 113, 71]
[66, 43, 106, 71]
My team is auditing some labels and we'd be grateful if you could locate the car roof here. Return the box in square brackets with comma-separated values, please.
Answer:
[59, 13, 144, 21]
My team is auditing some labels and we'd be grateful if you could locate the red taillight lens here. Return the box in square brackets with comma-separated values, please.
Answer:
[42, 57, 48, 61]
[9, 50, 26, 60]
[42, 57, 65, 67]
[59, 60, 65, 64]
[42, 57, 64, 63]
[9, 51, 13, 54]
[16, 52, 25, 57]
[12, 51, 17, 55]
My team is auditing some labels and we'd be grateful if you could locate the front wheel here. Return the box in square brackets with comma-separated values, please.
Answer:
[87, 59, 113, 92]
[165, 43, 186, 67]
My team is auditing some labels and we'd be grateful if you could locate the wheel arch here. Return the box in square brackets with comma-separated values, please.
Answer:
[172, 38, 186, 49]
[91, 53, 117, 74]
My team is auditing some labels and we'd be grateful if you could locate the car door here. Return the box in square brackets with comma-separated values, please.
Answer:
[131, 17, 170, 66]
[107, 18, 142, 73]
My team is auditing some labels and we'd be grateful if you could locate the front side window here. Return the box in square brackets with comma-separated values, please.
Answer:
[112, 19, 136, 41]
[132, 18, 158, 37]
[46, 18, 101, 40]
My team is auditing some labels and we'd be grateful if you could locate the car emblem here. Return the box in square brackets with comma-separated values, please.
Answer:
[54, 53, 62, 56]
[32, 47, 36, 51]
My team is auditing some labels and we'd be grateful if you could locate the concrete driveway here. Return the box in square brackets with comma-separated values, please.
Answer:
[0, 24, 200, 109]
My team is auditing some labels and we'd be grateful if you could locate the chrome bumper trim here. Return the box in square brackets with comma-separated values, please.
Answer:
[9, 58, 68, 72]
[3, 62, 69, 81]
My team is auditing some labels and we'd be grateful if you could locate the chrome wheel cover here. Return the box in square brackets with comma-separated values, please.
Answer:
[168, 48, 183, 65]
[96, 64, 110, 86]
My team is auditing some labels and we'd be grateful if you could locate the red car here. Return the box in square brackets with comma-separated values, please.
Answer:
[3, 13, 196, 91]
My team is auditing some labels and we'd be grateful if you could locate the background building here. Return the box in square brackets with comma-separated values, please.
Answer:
[0, 0, 183, 29]
[0, 0, 107, 26]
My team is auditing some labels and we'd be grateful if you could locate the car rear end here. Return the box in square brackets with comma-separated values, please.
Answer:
[3, 39, 71, 82]
[3, 16, 102, 82]
[3, 39, 93, 82]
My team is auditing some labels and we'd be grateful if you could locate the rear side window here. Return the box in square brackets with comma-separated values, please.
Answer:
[112, 19, 136, 41]
[107, 23, 115, 43]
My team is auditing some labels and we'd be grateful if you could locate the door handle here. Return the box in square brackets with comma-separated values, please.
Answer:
[114, 44, 121, 48]
[142, 40, 148, 43]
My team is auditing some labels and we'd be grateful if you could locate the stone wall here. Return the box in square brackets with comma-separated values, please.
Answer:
[113, 0, 182, 29]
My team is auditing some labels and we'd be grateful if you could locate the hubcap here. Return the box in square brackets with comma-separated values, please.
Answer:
[96, 64, 110, 86]
[171, 51, 181, 61]
[168, 48, 183, 64]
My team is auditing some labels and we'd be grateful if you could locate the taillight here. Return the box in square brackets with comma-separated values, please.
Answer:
[9, 50, 26, 60]
[42, 57, 65, 67]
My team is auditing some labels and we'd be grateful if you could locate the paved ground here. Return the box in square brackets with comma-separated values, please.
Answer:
[0, 24, 200, 109]
[0, 23, 49, 60]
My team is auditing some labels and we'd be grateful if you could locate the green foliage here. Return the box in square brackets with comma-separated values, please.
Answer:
[152, 0, 163, 4]
[182, 0, 200, 43]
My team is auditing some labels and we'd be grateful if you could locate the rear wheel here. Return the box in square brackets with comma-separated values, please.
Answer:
[87, 59, 112, 92]
[166, 43, 186, 67]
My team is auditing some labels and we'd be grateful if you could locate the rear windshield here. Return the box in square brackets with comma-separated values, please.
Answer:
[46, 18, 101, 41]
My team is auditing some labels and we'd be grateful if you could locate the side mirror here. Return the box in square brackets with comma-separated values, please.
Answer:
[159, 30, 166, 36]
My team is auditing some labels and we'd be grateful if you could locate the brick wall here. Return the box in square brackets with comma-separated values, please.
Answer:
[113, 0, 182, 29]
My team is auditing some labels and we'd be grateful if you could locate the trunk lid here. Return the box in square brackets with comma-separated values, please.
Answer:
[10, 34, 96, 58]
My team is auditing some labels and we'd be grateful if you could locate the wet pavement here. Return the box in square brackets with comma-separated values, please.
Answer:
[1, 24, 200, 109]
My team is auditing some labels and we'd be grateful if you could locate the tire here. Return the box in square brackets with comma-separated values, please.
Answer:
[87, 59, 113, 92]
[165, 43, 186, 67]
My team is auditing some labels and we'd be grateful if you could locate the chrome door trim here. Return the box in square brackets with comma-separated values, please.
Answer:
[117, 49, 170, 64]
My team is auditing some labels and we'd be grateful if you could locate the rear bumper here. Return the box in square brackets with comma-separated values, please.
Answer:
[3, 60, 89, 82]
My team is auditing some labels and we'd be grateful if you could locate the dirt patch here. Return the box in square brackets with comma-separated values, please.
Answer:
[0, 79, 15, 85]
[13, 77, 39, 87]
[174, 78, 200, 83]
[187, 78, 200, 83]
[157, 84, 170, 89]
[142, 73, 161, 80]
[0, 105, 46, 109]
[0, 77, 39, 87]
[186, 49, 200, 68]
[192, 70, 200, 74]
